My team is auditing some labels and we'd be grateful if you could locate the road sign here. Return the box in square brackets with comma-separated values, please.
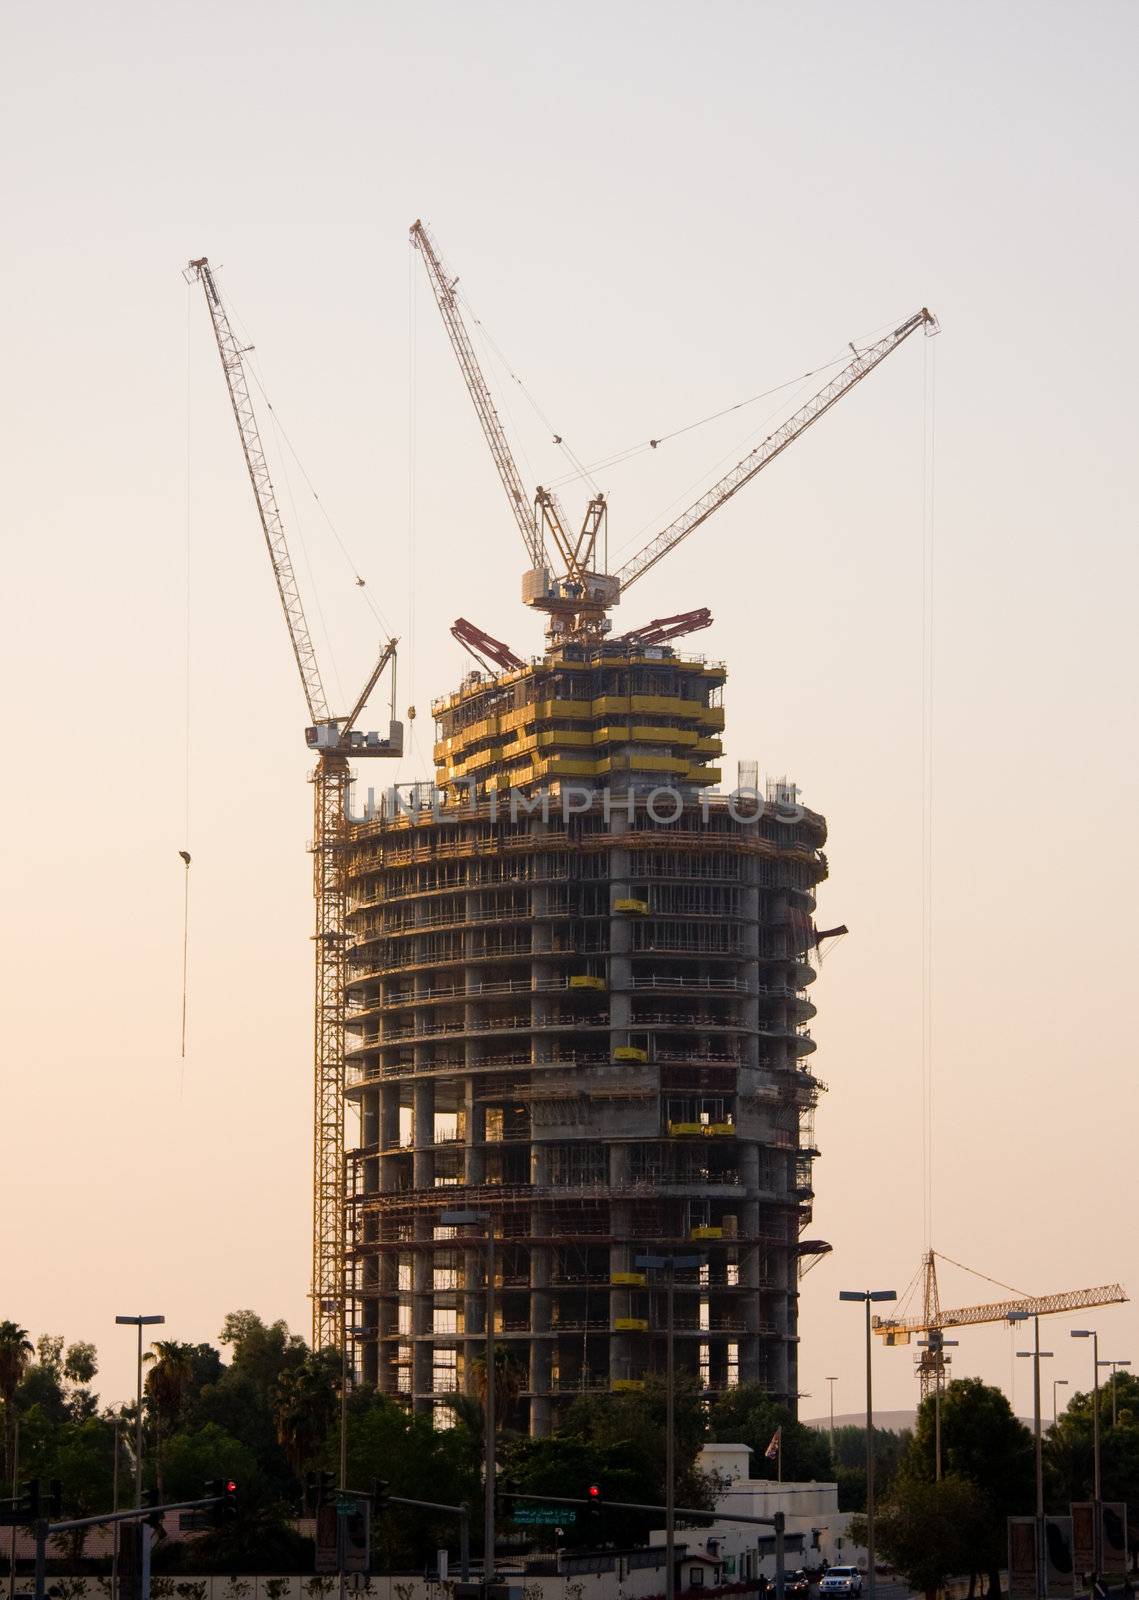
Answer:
[315, 1503, 339, 1573]
[178, 1510, 214, 1531]
[512, 1505, 576, 1526]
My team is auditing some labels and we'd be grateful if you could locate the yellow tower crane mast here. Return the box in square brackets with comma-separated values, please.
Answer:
[188, 257, 404, 1352]
[874, 1250, 1128, 1398]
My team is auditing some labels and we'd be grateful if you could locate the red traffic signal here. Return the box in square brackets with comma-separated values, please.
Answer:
[588, 1484, 602, 1501]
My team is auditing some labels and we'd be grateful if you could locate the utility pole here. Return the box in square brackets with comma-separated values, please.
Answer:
[7, 1414, 18, 1600]
[637, 1251, 702, 1600]
[442, 1210, 496, 1583]
[826, 1377, 837, 1461]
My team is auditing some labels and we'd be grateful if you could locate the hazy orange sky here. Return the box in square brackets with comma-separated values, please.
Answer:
[3, 0, 1136, 1423]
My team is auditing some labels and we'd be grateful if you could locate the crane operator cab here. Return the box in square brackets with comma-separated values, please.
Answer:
[306, 720, 404, 757]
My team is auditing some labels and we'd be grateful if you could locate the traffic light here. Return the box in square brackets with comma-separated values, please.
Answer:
[304, 1470, 335, 1513]
[585, 1482, 603, 1522]
[371, 1478, 390, 1513]
[141, 1488, 164, 1531]
[17, 1481, 39, 1519]
[43, 1480, 62, 1519]
[203, 1478, 238, 1526]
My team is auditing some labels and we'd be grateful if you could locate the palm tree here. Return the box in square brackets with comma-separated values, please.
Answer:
[272, 1351, 339, 1475]
[470, 1349, 526, 1425]
[0, 1322, 33, 1482]
[144, 1340, 196, 1499]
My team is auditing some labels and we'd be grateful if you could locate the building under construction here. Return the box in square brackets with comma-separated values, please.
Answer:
[342, 637, 830, 1435]
[331, 228, 938, 1438]
[189, 232, 938, 1420]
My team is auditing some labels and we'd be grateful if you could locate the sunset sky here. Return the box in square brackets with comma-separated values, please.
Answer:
[3, 0, 1137, 1422]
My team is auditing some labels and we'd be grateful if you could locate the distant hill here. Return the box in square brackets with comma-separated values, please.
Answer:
[802, 1409, 916, 1433]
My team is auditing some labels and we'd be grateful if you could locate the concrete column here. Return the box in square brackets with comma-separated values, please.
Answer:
[464, 1075, 486, 1187]
[412, 1213, 433, 1413]
[413, 1078, 435, 1190]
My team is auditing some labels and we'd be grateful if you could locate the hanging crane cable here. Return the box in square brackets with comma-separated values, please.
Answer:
[547, 350, 855, 493]
[221, 281, 398, 641]
[180, 279, 193, 1074]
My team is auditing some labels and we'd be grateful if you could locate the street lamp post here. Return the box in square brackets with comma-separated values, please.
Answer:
[1098, 1359, 1131, 1428]
[637, 1252, 702, 1600]
[839, 1288, 896, 1600]
[1072, 1329, 1102, 1578]
[443, 1210, 496, 1584]
[114, 1314, 165, 1508]
[1053, 1379, 1069, 1425]
[1011, 1313, 1052, 1600]
[826, 1377, 838, 1461]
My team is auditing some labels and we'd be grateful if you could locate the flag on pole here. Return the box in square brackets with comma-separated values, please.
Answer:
[764, 1426, 782, 1461]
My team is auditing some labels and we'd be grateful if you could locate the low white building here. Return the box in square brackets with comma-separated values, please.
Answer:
[651, 1443, 869, 1585]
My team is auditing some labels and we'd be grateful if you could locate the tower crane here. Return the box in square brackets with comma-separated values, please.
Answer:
[410, 218, 938, 640]
[188, 257, 404, 1352]
[874, 1250, 1128, 1398]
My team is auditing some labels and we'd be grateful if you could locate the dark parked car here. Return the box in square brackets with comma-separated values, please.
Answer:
[788, 1571, 811, 1598]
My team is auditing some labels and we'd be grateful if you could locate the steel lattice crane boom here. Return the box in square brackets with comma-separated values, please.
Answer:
[189, 257, 403, 1352]
[409, 221, 553, 574]
[410, 220, 617, 633]
[411, 218, 937, 640]
[874, 1250, 1128, 1398]
[614, 308, 938, 593]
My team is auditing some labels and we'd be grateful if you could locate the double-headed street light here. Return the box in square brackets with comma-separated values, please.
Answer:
[114, 1314, 165, 1509]
[442, 1209, 496, 1582]
[1011, 1312, 1052, 1600]
[839, 1288, 896, 1600]
[1072, 1329, 1102, 1576]
[1098, 1358, 1131, 1428]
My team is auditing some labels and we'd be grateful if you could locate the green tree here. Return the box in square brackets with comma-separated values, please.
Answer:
[851, 1474, 986, 1599]
[829, 1424, 912, 1512]
[272, 1349, 339, 1475]
[219, 1311, 306, 1399]
[1046, 1373, 1139, 1570]
[0, 1321, 35, 1480]
[503, 1431, 675, 1550]
[145, 1341, 199, 1498]
[336, 1391, 478, 1569]
[710, 1384, 832, 1482]
[63, 1341, 98, 1387]
[160, 1422, 260, 1499]
[904, 1377, 1034, 1595]
[561, 1373, 715, 1514]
